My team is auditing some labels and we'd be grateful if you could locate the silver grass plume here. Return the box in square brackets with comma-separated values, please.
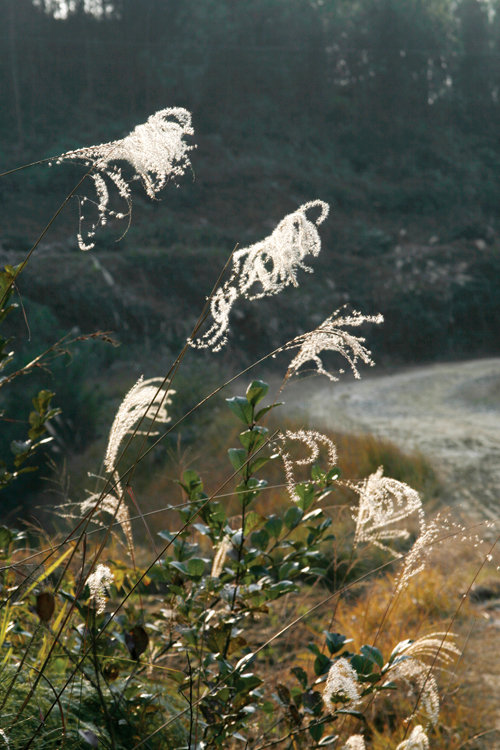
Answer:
[87, 563, 114, 614]
[343, 737, 366, 750]
[394, 514, 444, 594]
[323, 657, 361, 712]
[389, 632, 460, 669]
[278, 429, 337, 503]
[395, 513, 490, 595]
[396, 725, 429, 750]
[104, 376, 174, 473]
[352, 467, 425, 555]
[190, 200, 329, 351]
[285, 308, 383, 382]
[211, 536, 232, 578]
[59, 377, 174, 554]
[386, 633, 459, 728]
[51, 108, 194, 250]
[385, 657, 440, 727]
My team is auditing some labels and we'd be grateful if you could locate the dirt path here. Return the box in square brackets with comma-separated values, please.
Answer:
[284, 357, 500, 523]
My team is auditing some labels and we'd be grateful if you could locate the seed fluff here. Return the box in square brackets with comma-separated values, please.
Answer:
[396, 725, 429, 750]
[323, 657, 361, 711]
[104, 376, 174, 473]
[277, 429, 337, 503]
[352, 467, 424, 555]
[284, 308, 383, 383]
[87, 563, 114, 614]
[190, 200, 329, 351]
[52, 108, 194, 250]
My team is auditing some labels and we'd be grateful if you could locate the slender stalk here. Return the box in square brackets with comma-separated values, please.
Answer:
[20, 432, 279, 749]
[130, 524, 483, 748]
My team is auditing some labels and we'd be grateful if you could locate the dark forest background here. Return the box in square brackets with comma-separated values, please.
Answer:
[1, 0, 500, 508]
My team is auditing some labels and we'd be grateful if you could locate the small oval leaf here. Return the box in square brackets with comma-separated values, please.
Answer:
[36, 591, 55, 622]
[125, 625, 149, 660]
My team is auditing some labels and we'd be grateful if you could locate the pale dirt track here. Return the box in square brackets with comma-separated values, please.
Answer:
[283, 357, 500, 522]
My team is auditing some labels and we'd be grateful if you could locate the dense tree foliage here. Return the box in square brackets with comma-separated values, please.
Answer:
[1, 0, 500, 153]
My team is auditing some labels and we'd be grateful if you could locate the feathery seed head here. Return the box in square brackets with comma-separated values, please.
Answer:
[211, 536, 232, 578]
[191, 200, 329, 351]
[87, 564, 114, 614]
[394, 514, 444, 593]
[284, 308, 383, 382]
[278, 429, 337, 503]
[343, 737, 366, 750]
[396, 725, 429, 750]
[79, 473, 134, 554]
[352, 467, 424, 555]
[323, 657, 361, 712]
[104, 376, 174, 473]
[390, 632, 460, 668]
[385, 657, 440, 727]
[56, 108, 194, 250]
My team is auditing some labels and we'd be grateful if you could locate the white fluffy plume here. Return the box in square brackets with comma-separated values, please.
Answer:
[352, 467, 424, 555]
[323, 657, 361, 712]
[52, 108, 194, 250]
[278, 429, 337, 503]
[285, 308, 383, 382]
[104, 376, 174, 473]
[191, 200, 329, 351]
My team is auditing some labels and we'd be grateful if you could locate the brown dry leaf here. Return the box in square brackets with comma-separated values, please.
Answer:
[36, 591, 55, 622]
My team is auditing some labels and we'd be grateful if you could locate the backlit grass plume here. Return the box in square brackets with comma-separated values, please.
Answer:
[191, 200, 329, 351]
[51, 108, 194, 250]
[396, 725, 429, 749]
[323, 657, 361, 711]
[278, 429, 337, 503]
[352, 466, 424, 555]
[104, 376, 174, 473]
[285, 307, 383, 382]
[342, 735, 366, 749]
[87, 563, 114, 614]
[80, 474, 133, 553]
[386, 657, 440, 727]
[384, 632, 460, 729]
[55, 377, 173, 556]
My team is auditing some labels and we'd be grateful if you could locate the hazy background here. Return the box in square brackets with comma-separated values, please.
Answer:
[1, 0, 500, 510]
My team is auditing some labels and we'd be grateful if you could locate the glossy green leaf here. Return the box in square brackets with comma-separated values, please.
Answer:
[361, 644, 384, 668]
[265, 517, 282, 538]
[187, 558, 205, 577]
[291, 666, 308, 689]
[239, 425, 268, 452]
[248, 456, 270, 474]
[250, 528, 269, 550]
[314, 653, 332, 676]
[325, 632, 352, 655]
[308, 722, 324, 742]
[295, 482, 315, 511]
[319, 734, 339, 746]
[226, 396, 253, 425]
[351, 654, 376, 677]
[246, 380, 269, 406]
[244, 511, 264, 535]
[228, 448, 247, 472]
[254, 402, 283, 422]
[284, 505, 303, 529]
